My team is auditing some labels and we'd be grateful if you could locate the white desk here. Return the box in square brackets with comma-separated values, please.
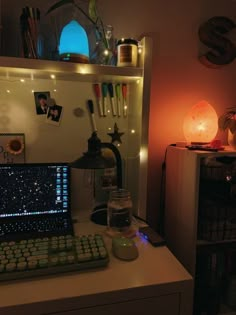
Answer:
[0, 220, 193, 315]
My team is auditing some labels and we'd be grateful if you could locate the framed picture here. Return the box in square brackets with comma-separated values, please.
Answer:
[0, 133, 25, 163]
[46, 104, 63, 126]
[34, 91, 51, 115]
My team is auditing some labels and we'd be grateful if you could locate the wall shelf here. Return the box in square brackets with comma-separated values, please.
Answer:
[0, 56, 143, 82]
[0, 36, 153, 222]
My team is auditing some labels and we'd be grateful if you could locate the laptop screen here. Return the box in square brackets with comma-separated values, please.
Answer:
[0, 163, 70, 218]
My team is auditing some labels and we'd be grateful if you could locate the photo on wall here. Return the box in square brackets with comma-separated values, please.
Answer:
[46, 104, 63, 126]
[34, 91, 51, 115]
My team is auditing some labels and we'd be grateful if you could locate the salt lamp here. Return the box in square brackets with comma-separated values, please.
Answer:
[183, 100, 218, 144]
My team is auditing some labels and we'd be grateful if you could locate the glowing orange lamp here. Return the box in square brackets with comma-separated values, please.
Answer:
[183, 100, 218, 144]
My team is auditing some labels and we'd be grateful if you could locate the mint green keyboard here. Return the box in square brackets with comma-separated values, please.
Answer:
[0, 234, 109, 281]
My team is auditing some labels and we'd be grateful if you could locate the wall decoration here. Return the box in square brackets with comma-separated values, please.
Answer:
[46, 104, 63, 126]
[73, 107, 84, 117]
[34, 91, 51, 115]
[107, 123, 124, 144]
[198, 16, 236, 68]
[0, 133, 25, 163]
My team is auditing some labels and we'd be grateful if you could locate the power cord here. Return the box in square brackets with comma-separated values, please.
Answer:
[158, 144, 176, 236]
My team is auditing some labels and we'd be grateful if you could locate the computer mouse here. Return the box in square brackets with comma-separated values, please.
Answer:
[112, 237, 139, 261]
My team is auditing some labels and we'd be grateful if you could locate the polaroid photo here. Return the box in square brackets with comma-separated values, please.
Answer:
[46, 104, 63, 126]
[34, 91, 51, 115]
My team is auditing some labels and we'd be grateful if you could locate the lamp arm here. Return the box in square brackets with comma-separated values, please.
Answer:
[101, 142, 123, 189]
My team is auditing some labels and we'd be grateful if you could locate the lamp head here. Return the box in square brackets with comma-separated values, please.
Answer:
[70, 131, 123, 188]
[69, 132, 109, 169]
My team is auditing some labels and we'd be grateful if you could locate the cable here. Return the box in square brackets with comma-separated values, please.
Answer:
[91, 208, 107, 215]
[158, 144, 175, 236]
[132, 214, 148, 224]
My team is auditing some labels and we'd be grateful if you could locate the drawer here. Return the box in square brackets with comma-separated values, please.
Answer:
[51, 293, 180, 315]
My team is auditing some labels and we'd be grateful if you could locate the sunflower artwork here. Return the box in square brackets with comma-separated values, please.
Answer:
[0, 133, 25, 163]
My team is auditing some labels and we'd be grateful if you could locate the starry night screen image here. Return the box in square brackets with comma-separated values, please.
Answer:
[0, 164, 70, 218]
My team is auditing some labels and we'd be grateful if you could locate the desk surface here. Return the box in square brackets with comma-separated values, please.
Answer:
[0, 218, 193, 315]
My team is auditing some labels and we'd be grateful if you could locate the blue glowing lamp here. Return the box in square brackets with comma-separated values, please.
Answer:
[59, 20, 89, 63]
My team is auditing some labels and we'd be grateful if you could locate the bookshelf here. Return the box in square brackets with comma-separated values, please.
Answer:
[164, 146, 236, 315]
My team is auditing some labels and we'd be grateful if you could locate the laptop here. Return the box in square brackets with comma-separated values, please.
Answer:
[0, 163, 74, 241]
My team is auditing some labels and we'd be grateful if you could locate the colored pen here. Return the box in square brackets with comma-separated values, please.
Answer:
[115, 83, 121, 117]
[108, 83, 116, 116]
[122, 83, 128, 117]
[102, 82, 108, 116]
[93, 83, 103, 117]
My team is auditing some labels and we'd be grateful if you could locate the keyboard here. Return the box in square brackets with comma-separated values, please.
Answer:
[0, 217, 73, 239]
[0, 234, 109, 281]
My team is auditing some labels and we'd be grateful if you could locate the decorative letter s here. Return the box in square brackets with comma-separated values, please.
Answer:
[198, 16, 236, 67]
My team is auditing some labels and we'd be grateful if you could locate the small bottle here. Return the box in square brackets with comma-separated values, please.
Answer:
[107, 189, 132, 237]
[117, 38, 138, 67]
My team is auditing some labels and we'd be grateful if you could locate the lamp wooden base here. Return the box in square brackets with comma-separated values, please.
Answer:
[60, 53, 89, 63]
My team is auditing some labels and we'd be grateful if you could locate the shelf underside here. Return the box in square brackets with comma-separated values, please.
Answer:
[0, 57, 143, 83]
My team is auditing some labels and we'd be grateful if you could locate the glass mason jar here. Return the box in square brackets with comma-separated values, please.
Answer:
[107, 189, 132, 236]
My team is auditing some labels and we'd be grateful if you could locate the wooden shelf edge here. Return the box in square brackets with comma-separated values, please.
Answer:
[197, 239, 236, 247]
[0, 56, 143, 82]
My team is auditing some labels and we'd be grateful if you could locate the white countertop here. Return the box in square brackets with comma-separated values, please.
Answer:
[0, 217, 193, 313]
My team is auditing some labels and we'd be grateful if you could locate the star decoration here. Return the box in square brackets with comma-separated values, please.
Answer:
[107, 123, 124, 144]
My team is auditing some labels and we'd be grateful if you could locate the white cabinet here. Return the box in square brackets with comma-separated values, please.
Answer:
[165, 145, 236, 314]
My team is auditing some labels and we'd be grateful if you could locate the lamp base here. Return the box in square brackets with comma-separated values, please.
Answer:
[60, 53, 89, 63]
[191, 142, 210, 145]
[90, 204, 108, 226]
[186, 144, 219, 152]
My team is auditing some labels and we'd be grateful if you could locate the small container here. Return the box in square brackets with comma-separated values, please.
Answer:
[107, 189, 133, 237]
[117, 38, 138, 67]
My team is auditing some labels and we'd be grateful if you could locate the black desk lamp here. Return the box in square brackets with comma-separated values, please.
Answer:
[69, 131, 123, 225]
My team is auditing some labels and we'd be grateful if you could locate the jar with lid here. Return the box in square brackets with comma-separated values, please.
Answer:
[116, 38, 138, 67]
[107, 189, 133, 237]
